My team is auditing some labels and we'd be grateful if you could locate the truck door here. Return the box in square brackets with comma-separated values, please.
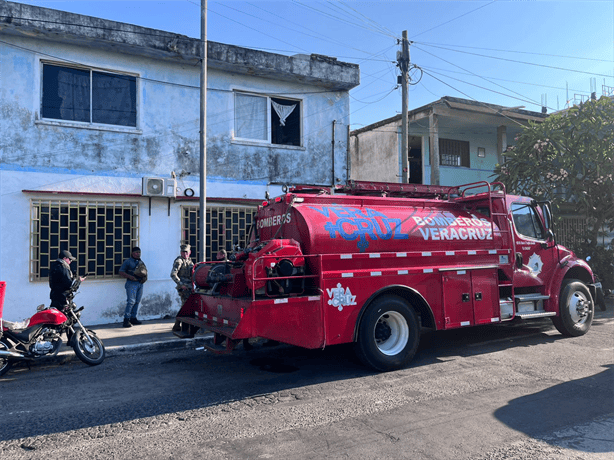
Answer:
[511, 202, 555, 289]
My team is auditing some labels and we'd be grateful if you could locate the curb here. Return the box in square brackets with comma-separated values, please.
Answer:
[104, 336, 210, 357]
[34, 336, 211, 367]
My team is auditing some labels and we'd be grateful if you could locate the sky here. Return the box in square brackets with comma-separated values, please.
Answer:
[11, 0, 614, 130]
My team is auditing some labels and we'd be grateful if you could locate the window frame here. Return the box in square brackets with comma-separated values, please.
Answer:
[40, 61, 139, 129]
[233, 91, 302, 147]
[30, 199, 139, 281]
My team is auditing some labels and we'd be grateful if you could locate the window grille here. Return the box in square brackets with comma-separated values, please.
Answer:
[439, 139, 470, 167]
[30, 200, 139, 281]
[41, 62, 137, 127]
[557, 217, 588, 249]
[181, 205, 256, 262]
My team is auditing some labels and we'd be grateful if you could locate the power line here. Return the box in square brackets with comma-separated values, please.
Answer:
[413, 43, 543, 109]
[415, 41, 614, 64]
[420, 69, 535, 129]
[325, 0, 398, 39]
[410, 1, 497, 40]
[291, 0, 397, 40]
[414, 42, 614, 79]
[420, 65, 592, 95]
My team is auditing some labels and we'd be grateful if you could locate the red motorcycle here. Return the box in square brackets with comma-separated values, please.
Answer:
[0, 278, 105, 377]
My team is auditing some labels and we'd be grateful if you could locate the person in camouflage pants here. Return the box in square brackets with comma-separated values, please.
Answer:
[171, 244, 194, 306]
[171, 244, 194, 333]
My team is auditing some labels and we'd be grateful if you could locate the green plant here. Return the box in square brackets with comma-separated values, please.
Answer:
[495, 96, 614, 280]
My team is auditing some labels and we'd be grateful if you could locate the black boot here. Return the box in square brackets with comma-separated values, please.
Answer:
[129, 317, 142, 325]
[123, 318, 132, 328]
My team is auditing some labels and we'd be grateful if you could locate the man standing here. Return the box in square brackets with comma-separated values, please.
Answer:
[49, 249, 80, 310]
[170, 244, 194, 306]
[119, 247, 146, 328]
[170, 244, 194, 333]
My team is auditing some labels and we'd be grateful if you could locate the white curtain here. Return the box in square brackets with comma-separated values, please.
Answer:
[271, 100, 296, 126]
[235, 93, 267, 140]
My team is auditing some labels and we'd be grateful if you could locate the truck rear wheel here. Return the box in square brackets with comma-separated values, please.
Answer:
[355, 295, 420, 372]
[552, 279, 593, 337]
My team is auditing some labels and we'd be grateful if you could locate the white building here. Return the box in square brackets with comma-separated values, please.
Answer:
[0, 2, 360, 324]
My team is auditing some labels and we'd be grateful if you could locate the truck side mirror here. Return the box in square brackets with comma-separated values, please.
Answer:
[541, 229, 555, 249]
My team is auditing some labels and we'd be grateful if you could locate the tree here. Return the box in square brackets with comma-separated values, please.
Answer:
[494, 96, 614, 290]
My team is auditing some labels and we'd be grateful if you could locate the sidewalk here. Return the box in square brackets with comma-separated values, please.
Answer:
[54, 317, 211, 364]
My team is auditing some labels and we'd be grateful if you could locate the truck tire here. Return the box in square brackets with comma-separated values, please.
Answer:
[355, 295, 420, 372]
[551, 279, 593, 337]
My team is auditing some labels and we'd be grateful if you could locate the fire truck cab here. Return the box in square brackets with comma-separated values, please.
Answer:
[175, 181, 597, 371]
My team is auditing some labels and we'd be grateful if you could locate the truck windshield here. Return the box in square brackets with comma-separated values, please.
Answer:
[512, 203, 546, 240]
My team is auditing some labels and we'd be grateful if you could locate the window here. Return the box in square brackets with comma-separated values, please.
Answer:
[42, 63, 137, 127]
[512, 204, 545, 240]
[30, 200, 139, 281]
[439, 139, 470, 167]
[234, 92, 301, 146]
[181, 205, 256, 262]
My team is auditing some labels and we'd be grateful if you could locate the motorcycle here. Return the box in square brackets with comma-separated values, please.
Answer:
[0, 278, 105, 377]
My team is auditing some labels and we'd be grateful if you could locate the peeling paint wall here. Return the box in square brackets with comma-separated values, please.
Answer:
[0, 29, 356, 324]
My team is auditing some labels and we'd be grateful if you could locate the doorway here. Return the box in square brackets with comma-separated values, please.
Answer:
[408, 136, 422, 184]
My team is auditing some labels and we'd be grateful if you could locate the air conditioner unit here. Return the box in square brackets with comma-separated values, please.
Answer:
[142, 177, 176, 198]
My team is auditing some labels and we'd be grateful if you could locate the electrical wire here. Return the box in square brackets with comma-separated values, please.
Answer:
[419, 69, 532, 129]
[414, 41, 614, 64]
[244, 1, 376, 56]
[413, 43, 544, 109]
[410, 1, 497, 40]
[415, 42, 614, 79]
[325, 0, 398, 39]
[291, 0, 397, 40]
[420, 65, 592, 95]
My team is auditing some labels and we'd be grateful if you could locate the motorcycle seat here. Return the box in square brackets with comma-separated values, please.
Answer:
[5, 326, 39, 343]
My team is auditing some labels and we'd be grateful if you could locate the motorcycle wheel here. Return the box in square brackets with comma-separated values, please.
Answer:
[72, 329, 105, 366]
[0, 339, 13, 377]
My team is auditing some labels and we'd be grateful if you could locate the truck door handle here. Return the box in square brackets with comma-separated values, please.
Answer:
[475, 292, 482, 301]
[462, 293, 470, 302]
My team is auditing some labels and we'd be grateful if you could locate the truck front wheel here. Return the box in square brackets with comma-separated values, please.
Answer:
[355, 295, 420, 372]
[552, 279, 594, 337]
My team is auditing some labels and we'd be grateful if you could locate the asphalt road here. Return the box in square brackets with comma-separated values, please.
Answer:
[1, 312, 612, 460]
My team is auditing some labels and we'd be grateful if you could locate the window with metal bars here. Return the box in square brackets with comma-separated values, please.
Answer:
[557, 217, 588, 249]
[30, 200, 139, 281]
[439, 138, 470, 167]
[181, 205, 256, 262]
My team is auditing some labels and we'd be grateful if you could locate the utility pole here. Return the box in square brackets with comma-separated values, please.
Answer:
[398, 31, 410, 183]
[199, 0, 207, 262]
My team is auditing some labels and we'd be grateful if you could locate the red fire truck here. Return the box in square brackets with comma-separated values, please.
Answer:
[174, 181, 597, 371]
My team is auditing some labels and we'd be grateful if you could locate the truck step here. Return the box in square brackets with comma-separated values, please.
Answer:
[515, 293, 550, 302]
[201, 337, 236, 354]
[515, 310, 556, 319]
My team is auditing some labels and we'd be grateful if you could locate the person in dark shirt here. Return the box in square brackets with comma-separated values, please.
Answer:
[49, 250, 82, 310]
